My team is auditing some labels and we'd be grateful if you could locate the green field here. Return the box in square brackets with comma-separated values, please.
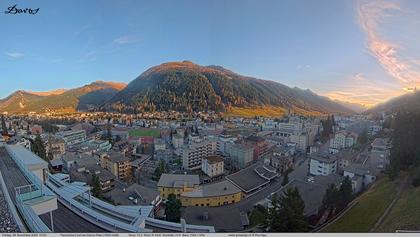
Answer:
[325, 177, 398, 232]
[377, 186, 420, 232]
[128, 129, 160, 138]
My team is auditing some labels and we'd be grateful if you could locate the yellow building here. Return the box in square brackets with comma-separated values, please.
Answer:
[157, 174, 200, 199]
[180, 180, 243, 207]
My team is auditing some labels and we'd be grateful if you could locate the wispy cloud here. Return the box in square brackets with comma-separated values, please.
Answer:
[77, 51, 97, 63]
[353, 73, 365, 81]
[296, 64, 311, 70]
[6, 52, 24, 59]
[113, 36, 139, 45]
[323, 73, 403, 107]
[357, 0, 420, 87]
[75, 24, 92, 37]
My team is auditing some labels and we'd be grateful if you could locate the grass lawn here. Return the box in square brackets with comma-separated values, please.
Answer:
[324, 177, 397, 232]
[129, 129, 160, 138]
[377, 186, 420, 232]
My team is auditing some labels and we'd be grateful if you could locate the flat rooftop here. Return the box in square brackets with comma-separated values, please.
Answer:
[6, 144, 48, 171]
[158, 174, 199, 188]
[181, 180, 241, 198]
[226, 163, 270, 193]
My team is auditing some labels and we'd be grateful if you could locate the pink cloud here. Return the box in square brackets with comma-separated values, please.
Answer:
[357, 0, 420, 87]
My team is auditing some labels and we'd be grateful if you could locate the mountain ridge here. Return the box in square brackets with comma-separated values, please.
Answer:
[104, 61, 355, 115]
[0, 81, 127, 113]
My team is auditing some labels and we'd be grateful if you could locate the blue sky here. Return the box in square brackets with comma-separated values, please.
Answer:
[1, 0, 419, 106]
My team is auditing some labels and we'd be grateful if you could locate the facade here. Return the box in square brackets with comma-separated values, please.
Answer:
[180, 180, 243, 207]
[217, 134, 236, 156]
[31, 125, 43, 135]
[343, 164, 376, 193]
[309, 153, 338, 176]
[264, 150, 294, 174]
[154, 138, 166, 151]
[59, 129, 87, 146]
[45, 137, 66, 159]
[371, 138, 390, 153]
[201, 155, 224, 178]
[172, 134, 184, 149]
[157, 174, 200, 199]
[290, 132, 309, 151]
[100, 152, 131, 181]
[244, 135, 270, 161]
[182, 139, 217, 170]
[329, 131, 358, 154]
[225, 143, 254, 169]
[86, 140, 112, 152]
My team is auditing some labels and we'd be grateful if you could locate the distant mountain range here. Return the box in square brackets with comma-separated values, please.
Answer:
[0, 81, 126, 113]
[0, 61, 358, 115]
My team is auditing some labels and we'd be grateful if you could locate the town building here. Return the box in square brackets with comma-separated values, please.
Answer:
[217, 133, 237, 156]
[201, 155, 224, 178]
[343, 164, 376, 193]
[225, 143, 254, 169]
[264, 147, 294, 174]
[182, 139, 217, 170]
[45, 136, 66, 159]
[172, 133, 184, 149]
[59, 129, 87, 146]
[180, 180, 243, 207]
[290, 132, 309, 151]
[309, 153, 338, 176]
[243, 135, 270, 161]
[371, 138, 390, 153]
[100, 152, 131, 182]
[154, 138, 166, 151]
[31, 125, 43, 135]
[157, 174, 200, 199]
[329, 131, 358, 154]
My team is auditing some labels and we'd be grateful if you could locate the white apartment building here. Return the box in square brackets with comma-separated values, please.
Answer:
[182, 139, 217, 170]
[59, 129, 87, 146]
[309, 153, 338, 176]
[329, 131, 357, 154]
[201, 155, 224, 178]
[217, 134, 237, 156]
[172, 134, 184, 149]
[154, 138, 166, 151]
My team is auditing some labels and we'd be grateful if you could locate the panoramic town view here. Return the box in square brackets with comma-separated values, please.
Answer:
[1, 0, 420, 235]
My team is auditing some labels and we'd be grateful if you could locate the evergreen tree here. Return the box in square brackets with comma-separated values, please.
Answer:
[282, 171, 289, 186]
[338, 176, 353, 210]
[165, 193, 182, 223]
[358, 128, 368, 146]
[322, 184, 339, 211]
[1, 115, 7, 136]
[321, 115, 333, 141]
[91, 173, 101, 198]
[153, 160, 167, 181]
[32, 134, 47, 161]
[265, 187, 309, 232]
[106, 118, 113, 144]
